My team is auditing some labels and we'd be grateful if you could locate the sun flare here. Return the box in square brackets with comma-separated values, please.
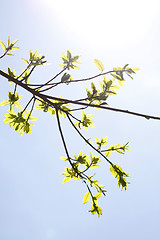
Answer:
[41, 0, 159, 50]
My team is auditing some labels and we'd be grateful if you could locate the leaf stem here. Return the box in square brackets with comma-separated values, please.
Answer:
[35, 68, 67, 91]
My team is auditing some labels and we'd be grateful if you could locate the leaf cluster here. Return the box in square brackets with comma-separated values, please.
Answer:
[0, 37, 19, 57]
[74, 110, 94, 130]
[22, 50, 47, 66]
[61, 150, 105, 217]
[4, 110, 37, 136]
[111, 64, 139, 86]
[35, 98, 71, 118]
[0, 91, 22, 111]
[110, 164, 129, 190]
[86, 76, 120, 104]
[104, 142, 129, 157]
[60, 50, 81, 70]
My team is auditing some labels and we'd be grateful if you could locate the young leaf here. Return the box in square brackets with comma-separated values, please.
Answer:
[130, 67, 139, 72]
[11, 39, 18, 45]
[22, 58, 29, 64]
[105, 150, 112, 157]
[83, 191, 91, 204]
[0, 100, 10, 106]
[62, 177, 71, 183]
[110, 164, 129, 190]
[29, 116, 38, 121]
[94, 192, 102, 200]
[0, 41, 6, 51]
[118, 80, 124, 87]
[94, 59, 104, 71]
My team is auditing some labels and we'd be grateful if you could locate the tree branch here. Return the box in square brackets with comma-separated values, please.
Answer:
[1, 70, 160, 121]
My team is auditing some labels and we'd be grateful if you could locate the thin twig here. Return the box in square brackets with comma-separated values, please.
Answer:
[20, 65, 36, 82]
[35, 68, 66, 91]
[0, 51, 8, 59]
[21, 96, 34, 114]
[27, 69, 128, 88]
[55, 105, 85, 179]
[66, 113, 113, 165]
[70, 106, 88, 112]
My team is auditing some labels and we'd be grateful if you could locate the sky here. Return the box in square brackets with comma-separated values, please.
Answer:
[0, 0, 160, 239]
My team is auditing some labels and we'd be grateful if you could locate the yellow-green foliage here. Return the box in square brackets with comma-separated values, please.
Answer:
[0, 38, 140, 216]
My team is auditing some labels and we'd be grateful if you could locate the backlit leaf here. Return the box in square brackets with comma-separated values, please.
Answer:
[94, 59, 104, 71]
[0, 41, 6, 51]
[118, 80, 124, 87]
[11, 39, 18, 45]
[62, 177, 71, 183]
[22, 58, 29, 64]
[130, 67, 139, 72]
[83, 191, 91, 204]
[0, 100, 10, 106]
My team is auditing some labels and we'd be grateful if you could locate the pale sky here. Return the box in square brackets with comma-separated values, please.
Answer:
[43, 0, 159, 49]
[0, 0, 160, 239]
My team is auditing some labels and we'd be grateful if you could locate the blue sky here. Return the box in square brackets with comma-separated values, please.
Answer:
[0, 0, 160, 239]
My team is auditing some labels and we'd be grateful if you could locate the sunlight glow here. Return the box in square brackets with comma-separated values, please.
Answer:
[41, 0, 159, 50]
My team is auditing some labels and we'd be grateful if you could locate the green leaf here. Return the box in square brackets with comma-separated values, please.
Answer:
[90, 165, 99, 169]
[94, 59, 104, 71]
[14, 102, 22, 109]
[105, 150, 112, 157]
[60, 156, 67, 161]
[25, 110, 31, 119]
[11, 47, 19, 50]
[67, 50, 71, 60]
[62, 176, 71, 183]
[0, 100, 10, 106]
[130, 67, 139, 72]
[118, 80, 124, 87]
[61, 73, 72, 82]
[0, 41, 6, 51]
[70, 65, 80, 70]
[94, 192, 102, 200]
[22, 58, 29, 64]
[89, 200, 102, 217]
[11, 39, 18, 45]
[29, 116, 38, 121]
[60, 51, 81, 70]
[83, 191, 91, 204]
[110, 164, 129, 190]
[6, 38, 19, 52]
[80, 110, 94, 130]
[8, 37, 10, 46]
